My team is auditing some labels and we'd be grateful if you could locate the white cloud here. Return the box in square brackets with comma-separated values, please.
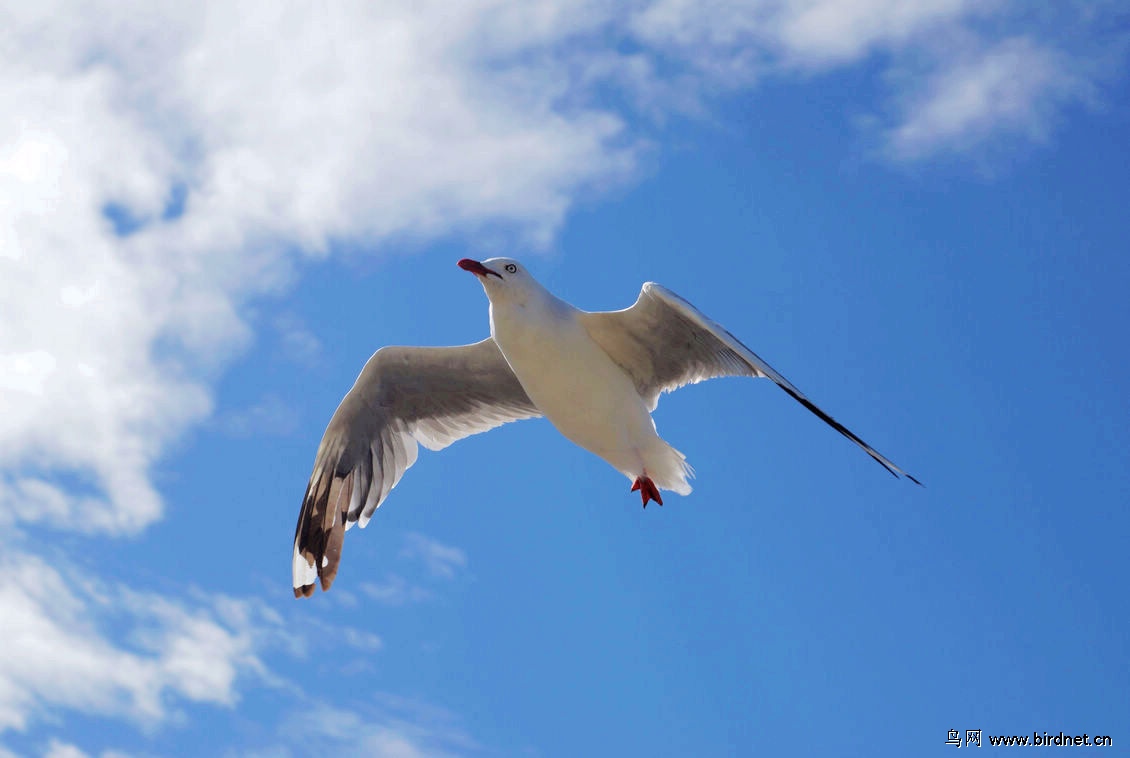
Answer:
[33, 740, 136, 758]
[627, 0, 1122, 157]
[42, 740, 91, 758]
[400, 534, 468, 580]
[0, 548, 273, 734]
[773, 0, 976, 66]
[268, 698, 478, 758]
[886, 36, 1088, 160]
[628, 0, 979, 77]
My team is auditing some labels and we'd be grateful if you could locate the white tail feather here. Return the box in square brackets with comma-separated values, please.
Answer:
[634, 438, 694, 495]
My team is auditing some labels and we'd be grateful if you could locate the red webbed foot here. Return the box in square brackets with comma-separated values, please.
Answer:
[631, 476, 663, 508]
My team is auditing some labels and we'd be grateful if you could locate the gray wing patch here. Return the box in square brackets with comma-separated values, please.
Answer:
[579, 283, 764, 409]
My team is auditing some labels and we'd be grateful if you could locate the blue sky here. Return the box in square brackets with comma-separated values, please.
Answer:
[2, 2, 1129, 756]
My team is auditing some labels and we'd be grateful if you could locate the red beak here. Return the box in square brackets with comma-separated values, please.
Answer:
[458, 258, 502, 279]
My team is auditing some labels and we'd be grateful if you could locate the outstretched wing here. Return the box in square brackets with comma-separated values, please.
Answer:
[293, 338, 540, 597]
[579, 283, 920, 484]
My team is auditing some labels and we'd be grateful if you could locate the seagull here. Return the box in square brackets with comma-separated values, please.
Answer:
[292, 258, 919, 597]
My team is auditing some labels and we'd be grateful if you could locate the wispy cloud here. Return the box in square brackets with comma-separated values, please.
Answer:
[885, 36, 1089, 160]
[628, 0, 1123, 159]
[0, 549, 275, 734]
[400, 534, 468, 580]
[14, 739, 137, 758]
[43, 741, 87, 758]
[0, 477, 127, 535]
[340, 628, 384, 655]
[273, 314, 323, 367]
[266, 697, 480, 758]
[213, 394, 300, 439]
[360, 575, 433, 607]
[360, 532, 472, 604]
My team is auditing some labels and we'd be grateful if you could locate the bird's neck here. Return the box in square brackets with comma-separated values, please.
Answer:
[492, 283, 570, 315]
[489, 287, 574, 343]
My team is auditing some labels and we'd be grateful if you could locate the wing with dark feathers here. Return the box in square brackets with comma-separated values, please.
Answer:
[579, 283, 920, 485]
[292, 338, 540, 597]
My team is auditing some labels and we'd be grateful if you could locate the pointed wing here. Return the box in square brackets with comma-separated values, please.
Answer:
[579, 282, 919, 484]
[293, 337, 540, 597]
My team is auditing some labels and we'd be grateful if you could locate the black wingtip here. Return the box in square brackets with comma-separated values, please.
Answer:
[783, 384, 919, 488]
[874, 453, 923, 486]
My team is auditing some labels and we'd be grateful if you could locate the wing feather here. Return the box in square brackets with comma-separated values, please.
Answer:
[293, 338, 540, 597]
[579, 283, 920, 485]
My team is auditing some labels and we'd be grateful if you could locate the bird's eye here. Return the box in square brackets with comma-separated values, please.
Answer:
[505, 264, 517, 274]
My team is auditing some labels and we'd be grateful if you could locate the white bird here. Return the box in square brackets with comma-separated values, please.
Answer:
[292, 258, 919, 597]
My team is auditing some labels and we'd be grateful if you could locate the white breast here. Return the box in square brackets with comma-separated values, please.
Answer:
[490, 299, 656, 462]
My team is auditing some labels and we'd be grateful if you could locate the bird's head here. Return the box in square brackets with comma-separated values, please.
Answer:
[457, 257, 541, 305]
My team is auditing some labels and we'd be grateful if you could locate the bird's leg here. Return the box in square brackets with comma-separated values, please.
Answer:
[631, 475, 663, 508]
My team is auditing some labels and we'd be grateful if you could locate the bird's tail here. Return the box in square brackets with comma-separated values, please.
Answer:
[638, 439, 694, 495]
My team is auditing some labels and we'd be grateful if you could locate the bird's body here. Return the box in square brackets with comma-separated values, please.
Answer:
[488, 276, 690, 496]
[291, 257, 919, 597]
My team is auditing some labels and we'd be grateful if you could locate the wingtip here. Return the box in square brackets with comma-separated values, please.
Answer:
[876, 456, 922, 485]
[290, 558, 338, 598]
